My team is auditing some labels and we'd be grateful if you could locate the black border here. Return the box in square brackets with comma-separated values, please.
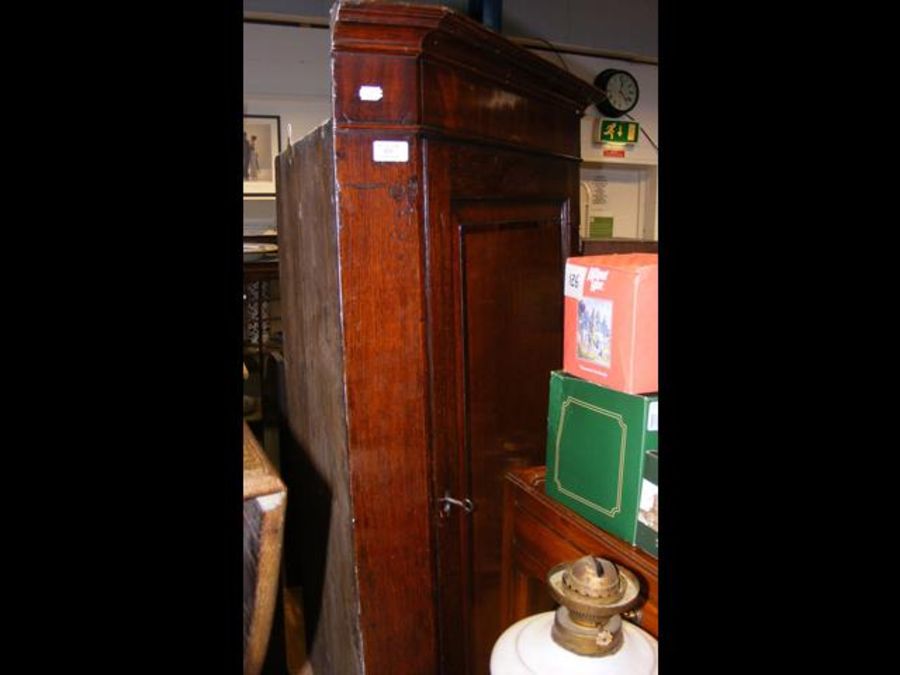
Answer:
[47, 1, 247, 668]
[37, 0, 868, 670]
[656, 1, 864, 666]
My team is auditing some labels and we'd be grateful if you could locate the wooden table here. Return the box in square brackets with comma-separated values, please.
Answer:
[243, 422, 287, 675]
[500, 465, 658, 637]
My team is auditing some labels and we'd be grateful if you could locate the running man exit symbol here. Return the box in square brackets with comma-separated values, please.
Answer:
[596, 119, 640, 144]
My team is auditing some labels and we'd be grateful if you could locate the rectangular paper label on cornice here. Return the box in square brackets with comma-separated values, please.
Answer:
[373, 140, 409, 163]
[358, 85, 383, 101]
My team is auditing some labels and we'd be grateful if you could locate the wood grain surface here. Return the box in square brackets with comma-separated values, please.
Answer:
[276, 120, 365, 675]
[275, 3, 595, 673]
[581, 238, 659, 256]
[500, 466, 658, 638]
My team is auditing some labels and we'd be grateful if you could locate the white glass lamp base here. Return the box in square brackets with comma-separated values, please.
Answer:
[490, 611, 658, 675]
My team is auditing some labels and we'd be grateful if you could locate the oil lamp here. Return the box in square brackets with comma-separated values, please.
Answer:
[490, 555, 658, 674]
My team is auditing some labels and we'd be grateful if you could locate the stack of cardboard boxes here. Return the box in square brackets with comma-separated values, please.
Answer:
[545, 253, 658, 557]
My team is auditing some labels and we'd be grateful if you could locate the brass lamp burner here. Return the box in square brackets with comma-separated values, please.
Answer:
[546, 555, 642, 657]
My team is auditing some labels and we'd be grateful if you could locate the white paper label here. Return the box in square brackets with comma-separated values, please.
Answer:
[358, 85, 383, 101]
[586, 267, 610, 292]
[647, 401, 658, 431]
[638, 478, 658, 531]
[373, 140, 409, 163]
[564, 262, 587, 300]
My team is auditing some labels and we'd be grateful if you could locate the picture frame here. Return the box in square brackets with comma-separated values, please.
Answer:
[243, 115, 281, 196]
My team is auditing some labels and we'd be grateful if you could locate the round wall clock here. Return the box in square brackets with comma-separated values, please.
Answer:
[594, 69, 640, 118]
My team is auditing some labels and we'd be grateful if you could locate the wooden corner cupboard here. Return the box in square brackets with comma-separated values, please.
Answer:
[275, 2, 598, 673]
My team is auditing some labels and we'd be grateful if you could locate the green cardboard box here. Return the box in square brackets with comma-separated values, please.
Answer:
[545, 371, 658, 554]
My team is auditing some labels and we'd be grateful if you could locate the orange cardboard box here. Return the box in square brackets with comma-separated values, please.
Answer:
[563, 253, 658, 394]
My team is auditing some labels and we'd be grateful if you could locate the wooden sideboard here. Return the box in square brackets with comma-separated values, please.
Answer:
[581, 238, 658, 256]
[501, 465, 658, 638]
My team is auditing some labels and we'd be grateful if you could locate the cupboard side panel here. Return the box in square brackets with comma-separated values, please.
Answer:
[334, 130, 440, 675]
[276, 121, 364, 675]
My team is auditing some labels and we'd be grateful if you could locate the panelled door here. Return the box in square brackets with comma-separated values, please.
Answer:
[425, 138, 578, 674]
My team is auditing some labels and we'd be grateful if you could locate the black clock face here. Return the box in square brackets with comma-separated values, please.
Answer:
[595, 69, 640, 117]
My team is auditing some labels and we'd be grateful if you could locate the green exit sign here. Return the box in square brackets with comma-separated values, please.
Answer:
[594, 119, 640, 144]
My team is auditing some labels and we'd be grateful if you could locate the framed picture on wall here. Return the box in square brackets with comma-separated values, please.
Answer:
[243, 115, 281, 196]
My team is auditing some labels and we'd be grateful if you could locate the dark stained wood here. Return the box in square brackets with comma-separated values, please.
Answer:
[334, 53, 420, 125]
[243, 423, 287, 675]
[581, 238, 659, 256]
[277, 3, 596, 674]
[500, 466, 658, 638]
[331, 0, 602, 159]
[332, 1, 601, 110]
[431, 194, 572, 673]
[276, 120, 365, 675]
[423, 141, 581, 675]
[335, 128, 439, 675]
[242, 258, 278, 284]
[421, 59, 581, 157]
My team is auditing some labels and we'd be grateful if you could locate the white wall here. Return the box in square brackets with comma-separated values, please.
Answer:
[534, 50, 658, 240]
[530, 50, 658, 165]
[243, 24, 332, 229]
